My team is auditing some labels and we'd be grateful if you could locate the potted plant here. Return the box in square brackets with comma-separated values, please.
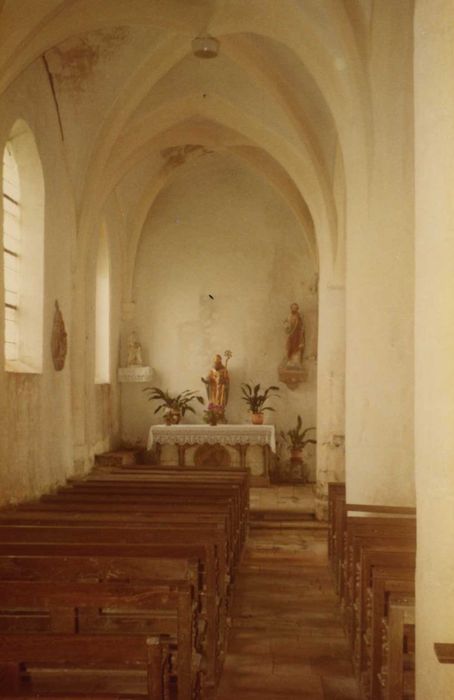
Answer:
[280, 415, 316, 461]
[240, 383, 280, 424]
[203, 403, 225, 426]
[143, 387, 204, 425]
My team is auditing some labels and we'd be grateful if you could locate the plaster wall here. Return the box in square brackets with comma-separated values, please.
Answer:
[345, 1, 415, 507]
[315, 282, 345, 517]
[73, 202, 122, 470]
[0, 58, 121, 501]
[315, 144, 346, 518]
[0, 60, 75, 503]
[120, 153, 318, 478]
[414, 1, 454, 694]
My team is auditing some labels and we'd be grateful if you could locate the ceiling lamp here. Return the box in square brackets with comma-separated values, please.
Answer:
[192, 35, 219, 59]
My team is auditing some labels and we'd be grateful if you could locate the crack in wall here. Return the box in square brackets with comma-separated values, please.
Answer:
[42, 53, 64, 142]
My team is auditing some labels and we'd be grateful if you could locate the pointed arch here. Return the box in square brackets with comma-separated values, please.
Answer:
[2, 119, 45, 372]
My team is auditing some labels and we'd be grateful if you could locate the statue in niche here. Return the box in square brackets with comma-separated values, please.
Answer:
[284, 302, 305, 367]
[51, 300, 67, 371]
[278, 303, 307, 389]
[127, 331, 143, 366]
[201, 350, 232, 412]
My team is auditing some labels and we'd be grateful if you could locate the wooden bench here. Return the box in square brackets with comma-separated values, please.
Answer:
[365, 566, 414, 700]
[327, 482, 346, 589]
[75, 469, 250, 550]
[39, 489, 239, 560]
[0, 507, 238, 598]
[0, 540, 219, 686]
[434, 643, 454, 664]
[0, 580, 173, 699]
[0, 563, 197, 699]
[328, 501, 416, 700]
[0, 470, 249, 683]
[342, 520, 415, 640]
[355, 547, 415, 686]
[47, 485, 239, 567]
[379, 594, 415, 700]
[0, 465, 249, 696]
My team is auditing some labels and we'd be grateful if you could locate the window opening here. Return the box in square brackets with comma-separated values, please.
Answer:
[3, 144, 20, 362]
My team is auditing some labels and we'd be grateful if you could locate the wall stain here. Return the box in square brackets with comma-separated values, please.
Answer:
[45, 27, 130, 92]
[161, 144, 214, 169]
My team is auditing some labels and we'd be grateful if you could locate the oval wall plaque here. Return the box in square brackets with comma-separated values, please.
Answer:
[51, 299, 67, 371]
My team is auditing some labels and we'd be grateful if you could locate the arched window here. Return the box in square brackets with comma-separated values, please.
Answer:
[95, 225, 111, 383]
[3, 144, 20, 361]
[2, 120, 44, 372]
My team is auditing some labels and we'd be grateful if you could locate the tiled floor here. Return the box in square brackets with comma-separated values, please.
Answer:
[216, 518, 359, 699]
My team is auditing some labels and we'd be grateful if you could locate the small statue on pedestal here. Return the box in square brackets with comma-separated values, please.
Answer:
[201, 350, 232, 421]
[127, 331, 143, 367]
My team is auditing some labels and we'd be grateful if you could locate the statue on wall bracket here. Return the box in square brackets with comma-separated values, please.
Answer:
[278, 302, 307, 390]
[51, 300, 67, 371]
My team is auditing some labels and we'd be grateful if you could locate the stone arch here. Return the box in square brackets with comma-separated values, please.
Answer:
[78, 95, 337, 287]
[122, 144, 317, 304]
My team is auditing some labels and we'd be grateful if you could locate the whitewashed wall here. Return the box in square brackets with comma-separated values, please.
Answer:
[0, 58, 121, 504]
[120, 153, 319, 478]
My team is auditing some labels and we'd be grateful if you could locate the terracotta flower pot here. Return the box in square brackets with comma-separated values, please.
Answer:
[251, 412, 264, 425]
[164, 410, 181, 425]
[290, 448, 303, 462]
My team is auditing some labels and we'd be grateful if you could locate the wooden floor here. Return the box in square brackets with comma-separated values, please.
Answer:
[216, 515, 359, 700]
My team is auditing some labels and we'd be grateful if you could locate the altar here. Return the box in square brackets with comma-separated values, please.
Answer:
[147, 424, 276, 485]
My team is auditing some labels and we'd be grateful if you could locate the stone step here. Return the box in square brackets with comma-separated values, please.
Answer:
[250, 509, 316, 522]
[249, 520, 327, 531]
[94, 450, 139, 468]
[249, 509, 327, 530]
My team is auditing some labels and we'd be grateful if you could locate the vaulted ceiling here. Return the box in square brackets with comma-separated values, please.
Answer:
[0, 0, 375, 277]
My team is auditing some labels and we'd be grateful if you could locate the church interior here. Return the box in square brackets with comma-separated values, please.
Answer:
[0, 1, 453, 698]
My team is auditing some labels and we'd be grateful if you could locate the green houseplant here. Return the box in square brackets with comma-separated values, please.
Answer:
[280, 415, 316, 460]
[143, 387, 204, 425]
[240, 383, 280, 424]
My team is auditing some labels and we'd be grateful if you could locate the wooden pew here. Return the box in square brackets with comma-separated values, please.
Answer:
[327, 482, 346, 583]
[70, 470, 250, 552]
[342, 519, 415, 642]
[379, 594, 415, 700]
[352, 536, 416, 653]
[0, 580, 173, 699]
[0, 555, 198, 695]
[47, 486, 239, 568]
[0, 507, 239, 608]
[356, 547, 415, 695]
[0, 505, 232, 607]
[329, 502, 416, 700]
[0, 637, 169, 699]
[44, 482, 245, 575]
[434, 643, 454, 664]
[365, 566, 414, 700]
[0, 465, 249, 695]
[0, 541, 218, 689]
[38, 490, 238, 564]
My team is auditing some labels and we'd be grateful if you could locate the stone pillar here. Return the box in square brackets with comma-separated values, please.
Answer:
[414, 1, 454, 694]
[345, 0, 415, 507]
[315, 282, 345, 520]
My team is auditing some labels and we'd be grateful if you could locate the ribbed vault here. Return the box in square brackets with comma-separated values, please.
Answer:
[0, 0, 374, 285]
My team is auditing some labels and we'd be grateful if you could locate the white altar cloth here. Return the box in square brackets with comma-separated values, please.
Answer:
[147, 424, 276, 453]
